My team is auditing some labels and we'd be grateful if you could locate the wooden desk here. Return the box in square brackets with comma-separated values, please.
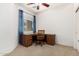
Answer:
[19, 34, 56, 47]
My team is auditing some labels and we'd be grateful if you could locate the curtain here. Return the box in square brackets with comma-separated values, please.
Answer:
[18, 10, 23, 44]
[33, 16, 36, 33]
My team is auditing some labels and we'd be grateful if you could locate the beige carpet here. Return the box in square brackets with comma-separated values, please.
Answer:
[6, 44, 79, 56]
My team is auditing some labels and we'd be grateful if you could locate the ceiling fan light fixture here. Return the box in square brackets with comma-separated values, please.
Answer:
[26, 3, 50, 10]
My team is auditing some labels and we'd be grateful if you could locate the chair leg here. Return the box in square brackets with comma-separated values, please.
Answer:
[35, 40, 44, 47]
[41, 42, 42, 46]
[43, 41, 46, 45]
[35, 42, 37, 46]
[35, 40, 37, 46]
[41, 42, 43, 47]
[35, 41, 40, 46]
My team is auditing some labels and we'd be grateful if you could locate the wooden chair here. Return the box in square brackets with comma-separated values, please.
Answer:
[38, 30, 45, 34]
[36, 30, 45, 46]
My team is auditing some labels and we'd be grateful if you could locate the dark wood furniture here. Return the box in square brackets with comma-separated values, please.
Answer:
[46, 34, 55, 45]
[36, 30, 45, 46]
[38, 30, 45, 34]
[20, 34, 55, 47]
[36, 34, 45, 46]
[22, 35, 32, 47]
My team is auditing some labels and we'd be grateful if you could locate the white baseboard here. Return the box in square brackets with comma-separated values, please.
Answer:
[56, 41, 73, 48]
[0, 44, 18, 56]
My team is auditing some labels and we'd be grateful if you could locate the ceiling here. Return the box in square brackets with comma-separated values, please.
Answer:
[25, 3, 50, 12]
[21, 3, 73, 13]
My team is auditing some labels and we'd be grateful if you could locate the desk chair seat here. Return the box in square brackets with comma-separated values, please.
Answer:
[36, 34, 45, 46]
[35, 30, 45, 46]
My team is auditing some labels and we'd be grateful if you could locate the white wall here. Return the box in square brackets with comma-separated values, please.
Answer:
[0, 3, 18, 55]
[76, 10, 79, 51]
[0, 3, 35, 55]
[36, 4, 74, 47]
[74, 4, 79, 51]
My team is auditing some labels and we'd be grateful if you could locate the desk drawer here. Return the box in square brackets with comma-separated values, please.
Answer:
[46, 35, 55, 45]
[22, 35, 32, 47]
[23, 35, 32, 39]
[23, 39, 32, 47]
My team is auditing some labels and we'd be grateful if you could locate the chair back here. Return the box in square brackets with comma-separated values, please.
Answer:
[38, 30, 45, 34]
[37, 30, 45, 40]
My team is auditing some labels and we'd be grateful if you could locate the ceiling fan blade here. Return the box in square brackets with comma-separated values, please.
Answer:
[42, 3, 49, 7]
[76, 6, 79, 13]
[37, 5, 39, 10]
[27, 3, 35, 5]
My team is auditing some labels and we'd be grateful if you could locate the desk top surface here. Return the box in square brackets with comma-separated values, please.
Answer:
[23, 33, 55, 36]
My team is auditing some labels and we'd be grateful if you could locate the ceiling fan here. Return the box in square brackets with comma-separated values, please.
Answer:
[27, 3, 50, 10]
[75, 6, 79, 13]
